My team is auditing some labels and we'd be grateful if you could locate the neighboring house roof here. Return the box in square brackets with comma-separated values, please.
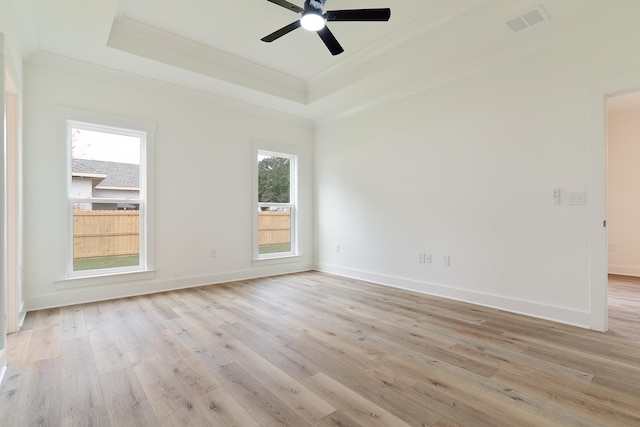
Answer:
[72, 158, 140, 189]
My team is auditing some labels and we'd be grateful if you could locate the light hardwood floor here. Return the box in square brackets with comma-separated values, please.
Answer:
[1, 271, 639, 426]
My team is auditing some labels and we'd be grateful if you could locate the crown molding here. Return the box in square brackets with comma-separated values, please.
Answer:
[108, 17, 307, 104]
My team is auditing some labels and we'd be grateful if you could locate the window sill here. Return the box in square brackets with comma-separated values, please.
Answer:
[55, 269, 156, 290]
[252, 254, 302, 266]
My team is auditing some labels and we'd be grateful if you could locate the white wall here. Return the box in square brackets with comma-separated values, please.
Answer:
[23, 60, 314, 309]
[0, 2, 24, 80]
[315, 18, 640, 329]
[608, 110, 640, 276]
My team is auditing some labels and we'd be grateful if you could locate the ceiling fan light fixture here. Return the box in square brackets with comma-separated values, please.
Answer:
[261, 0, 391, 55]
[300, 13, 325, 31]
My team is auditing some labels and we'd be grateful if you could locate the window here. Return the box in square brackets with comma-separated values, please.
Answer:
[68, 120, 150, 277]
[255, 149, 298, 259]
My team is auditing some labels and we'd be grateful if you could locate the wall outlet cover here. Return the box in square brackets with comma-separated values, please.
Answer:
[568, 191, 587, 206]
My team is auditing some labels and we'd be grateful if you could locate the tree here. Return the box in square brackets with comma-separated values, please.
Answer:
[258, 156, 290, 203]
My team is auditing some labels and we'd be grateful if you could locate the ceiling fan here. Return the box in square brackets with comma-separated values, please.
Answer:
[261, 0, 391, 56]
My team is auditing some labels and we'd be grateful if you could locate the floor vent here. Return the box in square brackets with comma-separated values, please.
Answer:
[506, 5, 549, 32]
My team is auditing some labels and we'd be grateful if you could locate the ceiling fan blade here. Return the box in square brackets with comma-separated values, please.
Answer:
[261, 21, 302, 42]
[325, 8, 391, 22]
[317, 26, 344, 55]
[265, 0, 304, 13]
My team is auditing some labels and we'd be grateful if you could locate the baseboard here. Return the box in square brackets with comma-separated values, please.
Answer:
[18, 302, 27, 329]
[24, 261, 597, 329]
[0, 349, 6, 387]
[608, 265, 640, 277]
[25, 262, 314, 311]
[316, 263, 593, 329]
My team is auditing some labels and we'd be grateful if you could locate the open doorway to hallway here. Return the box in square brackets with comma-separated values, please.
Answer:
[607, 91, 640, 336]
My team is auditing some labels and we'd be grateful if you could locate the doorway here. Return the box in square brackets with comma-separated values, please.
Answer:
[606, 90, 640, 332]
[607, 91, 640, 276]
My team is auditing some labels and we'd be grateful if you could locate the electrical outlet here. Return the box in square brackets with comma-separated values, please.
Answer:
[418, 253, 425, 263]
[425, 254, 432, 264]
[443, 256, 450, 267]
[335, 244, 340, 253]
[568, 191, 587, 206]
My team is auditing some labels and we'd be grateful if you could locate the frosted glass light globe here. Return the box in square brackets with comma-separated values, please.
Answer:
[300, 13, 325, 31]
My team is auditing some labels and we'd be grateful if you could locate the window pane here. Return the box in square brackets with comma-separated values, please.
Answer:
[70, 126, 142, 273]
[72, 128, 140, 164]
[258, 206, 291, 255]
[258, 155, 290, 203]
[73, 205, 140, 271]
[71, 128, 141, 201]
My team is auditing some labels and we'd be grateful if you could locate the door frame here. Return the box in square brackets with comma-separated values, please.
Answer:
[5, 64, 20, 333]
[589, 70, 640, 332]
[0, 32, 7, 384]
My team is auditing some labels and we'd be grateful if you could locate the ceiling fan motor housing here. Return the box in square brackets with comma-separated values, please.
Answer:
[305, 0, 325, 14]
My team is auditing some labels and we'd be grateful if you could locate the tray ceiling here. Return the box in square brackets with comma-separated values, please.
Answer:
[10, 0, 640, 120]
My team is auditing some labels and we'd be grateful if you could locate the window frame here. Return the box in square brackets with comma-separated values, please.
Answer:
[55, 107, 156, 286]
[253, 143, 299, 261]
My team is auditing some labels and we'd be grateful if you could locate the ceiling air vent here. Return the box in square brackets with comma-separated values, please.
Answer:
[506, 5, 549, 32]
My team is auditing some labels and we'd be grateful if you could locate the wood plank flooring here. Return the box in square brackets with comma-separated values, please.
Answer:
[1, 271, 639, 426]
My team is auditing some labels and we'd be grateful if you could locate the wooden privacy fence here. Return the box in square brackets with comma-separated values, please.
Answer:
[259, 211, 291, 247]
[73, 210, 139, 259]
[73, 210, 290, 259]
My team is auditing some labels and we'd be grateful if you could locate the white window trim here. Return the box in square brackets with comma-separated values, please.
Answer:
[54, 107, 156, 286]
[252, 141, 300, 262]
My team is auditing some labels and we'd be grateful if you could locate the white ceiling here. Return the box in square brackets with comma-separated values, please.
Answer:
[116, 0, 443, 80]
[10, 0, 640, 120]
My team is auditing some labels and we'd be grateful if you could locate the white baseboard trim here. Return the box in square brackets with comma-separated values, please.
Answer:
[0, 349, 6, 387]
[608, 265, 640, 277]
[18, 302, 27, 329]
[317, 263, 594, 329]
[26, 262, 314, 312]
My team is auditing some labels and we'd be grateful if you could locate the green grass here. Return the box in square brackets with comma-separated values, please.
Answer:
[74, 255, 140, 271]
[75, 247, 290, 270]
[259, 244, 292, 255]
